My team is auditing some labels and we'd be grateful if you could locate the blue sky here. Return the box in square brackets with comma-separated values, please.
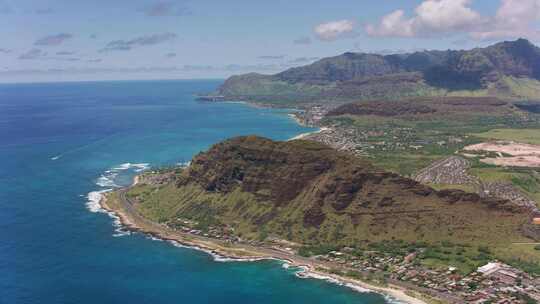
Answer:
[1, 0, 539, 82]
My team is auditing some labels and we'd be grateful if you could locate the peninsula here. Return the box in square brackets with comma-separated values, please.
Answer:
[103, 136, 540, 303]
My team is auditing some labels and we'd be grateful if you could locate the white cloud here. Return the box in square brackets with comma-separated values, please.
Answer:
[34, 33, 73, 46]
[365, 10, 415, 37]
[470, 0, 540, 41]
[314, 19, 355, 41]
[366, 0, 484, 37]
[100, 33, 178, 52]
[414, 0, 482, 32]
[365, 0, 540, 41]
[18, 49, 46, 60]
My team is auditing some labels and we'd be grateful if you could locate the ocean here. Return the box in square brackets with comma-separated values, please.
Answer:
[0, 80, 391, 304]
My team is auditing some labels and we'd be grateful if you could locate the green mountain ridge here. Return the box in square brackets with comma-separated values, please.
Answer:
[129, 136, 534, 249]
[218, 39, 540, 105]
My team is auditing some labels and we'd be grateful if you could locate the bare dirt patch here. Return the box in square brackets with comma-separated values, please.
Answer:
[463, 141, 540, 167]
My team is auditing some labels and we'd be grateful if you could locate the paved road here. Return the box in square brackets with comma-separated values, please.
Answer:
[115, 187, 463, 304]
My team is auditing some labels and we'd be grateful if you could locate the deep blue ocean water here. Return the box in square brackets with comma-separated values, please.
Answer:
[0, 80, 390, 304]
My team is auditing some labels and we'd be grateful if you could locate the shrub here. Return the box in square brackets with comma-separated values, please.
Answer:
[478, 246, 491, 254]
[298, 245, 339, 257]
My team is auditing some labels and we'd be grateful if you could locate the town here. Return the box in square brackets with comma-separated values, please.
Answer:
[157, 213, 540, 304]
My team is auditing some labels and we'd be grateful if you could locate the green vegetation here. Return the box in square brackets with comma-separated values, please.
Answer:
[470, 167, 540, 207]
[319, 96, 540, 212]
[504, 259, 540, 276]
[218, 39, 540, 105]
[218, 73, 325, 105]
[419, 243, 494, 275]
[298, 245, 339, 257]
[325, 97, 540, 176]
[298, 239, 515, 275]
[128, 136, 536, 273]
[472, 128, 540, 145]
[499, 76, 540, 100]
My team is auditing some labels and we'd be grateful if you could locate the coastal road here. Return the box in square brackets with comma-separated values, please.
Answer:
[113, 188, 463, 304]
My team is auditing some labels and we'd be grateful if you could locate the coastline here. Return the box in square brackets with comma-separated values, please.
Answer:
[288, 126, 329, 141]
[286, 112, 330, 141]
[95, 106, 430, 304]
[98, 189, 427, 304]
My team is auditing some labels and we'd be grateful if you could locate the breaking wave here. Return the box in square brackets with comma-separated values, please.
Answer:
[166, 239, 267, 262]
[85, 162, 150, 237]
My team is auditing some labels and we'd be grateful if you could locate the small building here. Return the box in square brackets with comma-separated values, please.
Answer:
[533, 217, 540, 225]
[478, 262, 501, 275]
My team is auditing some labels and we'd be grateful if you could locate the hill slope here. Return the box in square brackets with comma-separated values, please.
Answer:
[128, 136, 532, 247]
[218, 39, 540, 105]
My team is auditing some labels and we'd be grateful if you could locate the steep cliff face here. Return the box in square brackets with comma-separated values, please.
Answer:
[133, 136, 531, 246]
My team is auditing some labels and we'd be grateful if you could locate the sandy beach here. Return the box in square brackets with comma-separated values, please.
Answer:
[99, 187, 429, 304]
[289, 127, 330, 141]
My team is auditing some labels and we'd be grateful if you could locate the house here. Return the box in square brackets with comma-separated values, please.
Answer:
[478, 262, 502, 276]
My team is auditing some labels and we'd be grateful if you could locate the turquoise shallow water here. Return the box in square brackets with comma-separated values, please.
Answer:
[0, 80, 390, 304]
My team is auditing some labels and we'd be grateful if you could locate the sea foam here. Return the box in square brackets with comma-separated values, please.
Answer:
[165, 239, 268, 263]
[86, 162, 150, 236]
[295, 268, 406, 303]
[112, 162, 150, 172]
[86, 190, 111, 213]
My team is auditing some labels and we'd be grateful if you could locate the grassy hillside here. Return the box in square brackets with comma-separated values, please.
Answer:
[473, 128, 540, 145]
[127, 137, 534, 262]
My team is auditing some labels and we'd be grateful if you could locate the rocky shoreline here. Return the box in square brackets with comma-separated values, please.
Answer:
[99, 188, 429, 304]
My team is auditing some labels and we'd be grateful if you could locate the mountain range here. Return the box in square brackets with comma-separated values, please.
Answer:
[218, 39, 540, 105]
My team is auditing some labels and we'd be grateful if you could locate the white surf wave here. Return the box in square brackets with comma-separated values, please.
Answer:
[95, 162, 150, 188]
[112, 162, 150, 172]
[146, 235, 164, 242]
[112, 230, 132, 237]
[86, 162, 150, 237]
[165, 239, 268, 262]
[296, 270, 371, 293]
[383, 295, 407, 304]
[86, 190, 111, 213]
[295, 268, 406, 303]
[176, 161, 191, 167]
[96, 173, 119, 188]
[86, 189, 132, 237]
